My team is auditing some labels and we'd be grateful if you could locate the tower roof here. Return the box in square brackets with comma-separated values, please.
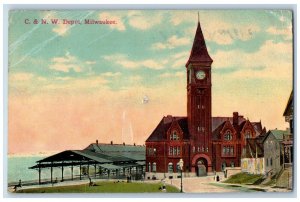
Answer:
[186, 21, 213, 66]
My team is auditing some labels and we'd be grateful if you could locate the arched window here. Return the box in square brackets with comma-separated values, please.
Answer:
[270, 158, 273, 166]
[245, 131, 251, 139]
[148, 162, 151, 172]
[169, 146, 173, 156]
[224, 130, 232, 140]
[176, 162, 180, 173]
[223, 147, 226, 155]
[152, 162, 157, 172]
[168, 163, 173, 173]
[221, 162, 226, 171]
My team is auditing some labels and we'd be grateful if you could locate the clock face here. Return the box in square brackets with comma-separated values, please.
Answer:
[196, 70, 206, 80]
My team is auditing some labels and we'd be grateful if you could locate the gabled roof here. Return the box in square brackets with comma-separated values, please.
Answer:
[186, 21, 212, 66]
[212, 116, 246, 131]
[84, 143, 145, 161]
[283, 90, 293, 116]
[212, 117, 263, 141]
[244, 138, 264, 158]
[269, 129, 290, 141]
[146, 116, 189, 142]
[212, 121, 227, 140]
[36, 150, 113, 164]
[252, 122, 263, 135]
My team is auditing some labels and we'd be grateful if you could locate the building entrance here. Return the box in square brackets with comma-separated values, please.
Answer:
[197, 159, 207, 176]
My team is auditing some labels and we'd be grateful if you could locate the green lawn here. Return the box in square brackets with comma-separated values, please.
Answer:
[16, 181, 180, 193]
[223, 172, 264, 185]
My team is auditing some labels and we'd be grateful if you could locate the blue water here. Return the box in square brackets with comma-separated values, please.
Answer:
[8, 156, 80, 184]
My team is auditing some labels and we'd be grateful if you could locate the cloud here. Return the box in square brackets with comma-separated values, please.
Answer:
[45, 11, 71, 36]
[103, 54, 166, 70]
[97, 11, 163, 32]
[211, 40, 292, 79]
[159, 71, 185, 78]
[49, 52, 95, 73]
[99, 12, 126, 31]
[205, 23, 260, 45]
[128, 11, 163, 30]
[9, 72, 34, 81]
[86, 61, 97, 65]
[266, 26, 292, 40]
[49, 52, 82, 72]
[152, 35, 191, 50]
[101, 72, 122, 77]
[183, 17, 260, 45]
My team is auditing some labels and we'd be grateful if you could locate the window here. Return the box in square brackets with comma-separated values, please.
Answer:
[197, 146, 200, 152]
[224, 130, 232, 140]
[245, 131, 251, 139]
[270, 158, 273, 166]
[177, 147, 181, 155]
[222, 146, 234, 156]
[152, 162, 157, 172]
[169, 146, 173, 156]
[168, 163, 173, 173]
[176, 163, 180, 173]
[170, 131, 179, 141]
[147, 147, 157, 156]
[266, 158, 269, 166]
[222, 162, 226, 171]
[148, 162, 151, 172]
[174, 147, 177, 156]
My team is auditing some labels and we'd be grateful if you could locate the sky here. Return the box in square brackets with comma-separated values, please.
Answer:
[8, 10, 293, 155]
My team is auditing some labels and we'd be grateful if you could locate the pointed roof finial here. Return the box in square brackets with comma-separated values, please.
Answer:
[185, 12, 213, 66]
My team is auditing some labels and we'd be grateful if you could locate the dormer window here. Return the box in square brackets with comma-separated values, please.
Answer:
[245, 131, 251, 139]
[170, 131, 179, 140]
[224, 130, 233, 141]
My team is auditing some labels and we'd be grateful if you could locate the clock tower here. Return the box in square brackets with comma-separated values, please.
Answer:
[186, 19, 213, 173]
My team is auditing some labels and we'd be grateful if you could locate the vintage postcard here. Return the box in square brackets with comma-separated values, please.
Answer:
[7, 9, 293, 194]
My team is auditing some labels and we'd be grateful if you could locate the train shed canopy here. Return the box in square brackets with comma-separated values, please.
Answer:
[30, 142, 146, 169]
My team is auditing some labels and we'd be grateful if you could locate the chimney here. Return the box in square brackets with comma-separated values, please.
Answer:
[123, 142, 125, 146]
[134, 143, 136, 146]
[96, 140, 98, 145]
[164, 115, 173, 123]
[233, 112, 239, 126]
[110, 141, 113, 145]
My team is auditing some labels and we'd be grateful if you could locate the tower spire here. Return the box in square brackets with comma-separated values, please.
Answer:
[186, 16, 213, 67]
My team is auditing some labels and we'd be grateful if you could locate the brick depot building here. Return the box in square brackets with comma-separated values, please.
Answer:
[145, 20, 264, 178]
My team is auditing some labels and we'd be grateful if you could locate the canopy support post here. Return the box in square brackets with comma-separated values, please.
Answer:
[61, 163, 64, 182]
[71, 163, 74, 181]
[50, 163, 53, 183]
[79, 162, 82, 180]
[38, 164, 41, 185]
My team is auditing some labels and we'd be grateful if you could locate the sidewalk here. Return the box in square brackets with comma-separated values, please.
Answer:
[164, 176, 238, 193]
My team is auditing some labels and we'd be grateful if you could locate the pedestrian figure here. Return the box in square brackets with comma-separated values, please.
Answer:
[13, 179, 22, 192]
[88, 177, 94, 186]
